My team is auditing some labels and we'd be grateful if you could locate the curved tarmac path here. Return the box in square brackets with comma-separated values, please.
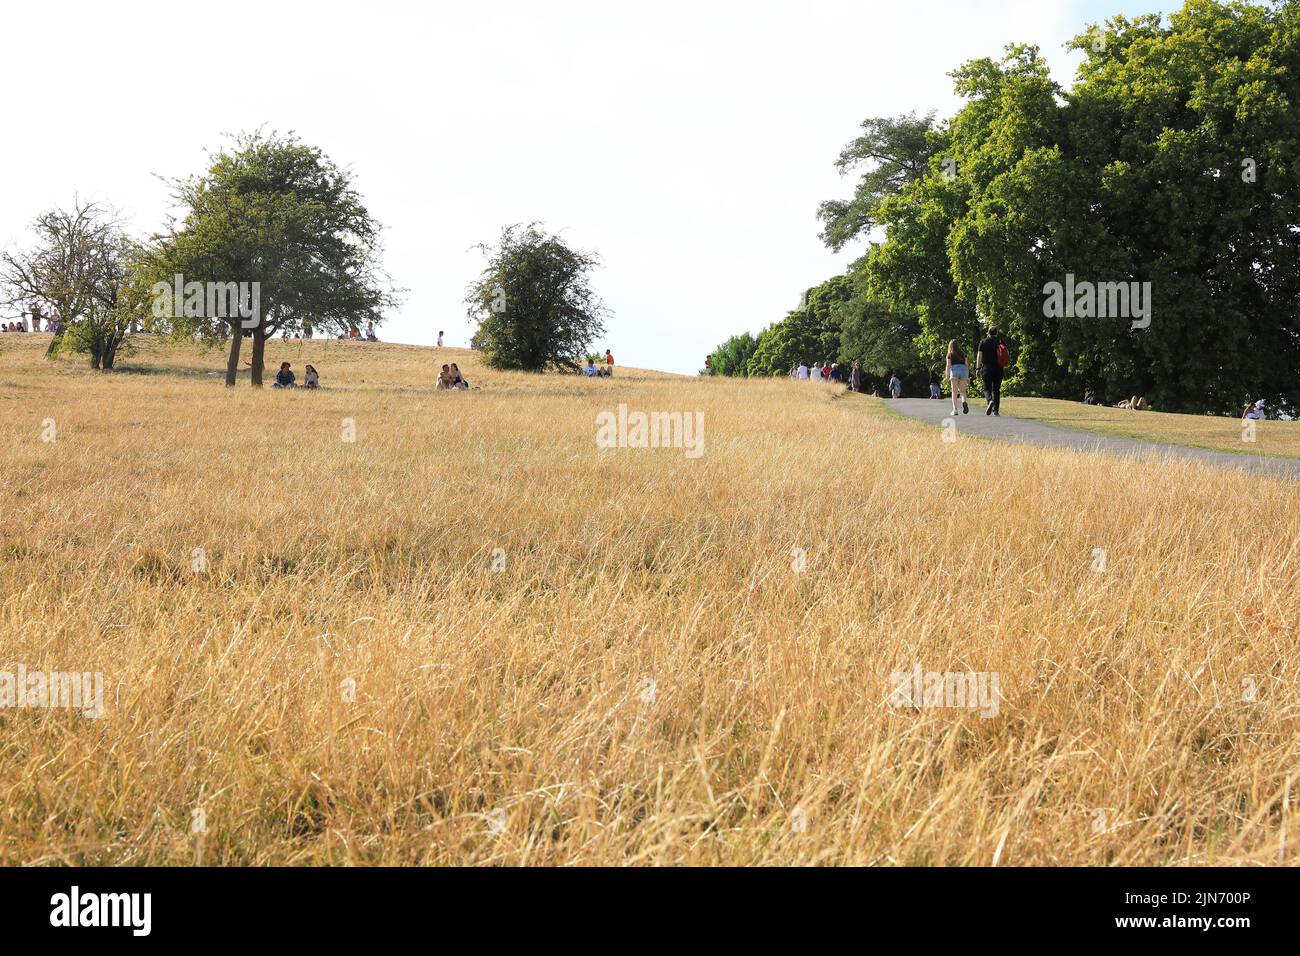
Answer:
[884, 398, 1300, 481]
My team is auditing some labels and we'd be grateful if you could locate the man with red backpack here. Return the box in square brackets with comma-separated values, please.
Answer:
[976, 327, 1010, 416]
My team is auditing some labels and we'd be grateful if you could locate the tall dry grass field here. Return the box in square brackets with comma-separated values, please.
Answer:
[0, 334, 1297, 865]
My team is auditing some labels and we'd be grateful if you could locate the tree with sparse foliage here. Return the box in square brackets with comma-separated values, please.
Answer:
[0, 199, 139, 369]
[466, 223, 608, 372]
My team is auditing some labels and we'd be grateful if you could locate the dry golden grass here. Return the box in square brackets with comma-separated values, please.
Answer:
[0, 333, 1297, 866]
[1004, 396, 1300, 459]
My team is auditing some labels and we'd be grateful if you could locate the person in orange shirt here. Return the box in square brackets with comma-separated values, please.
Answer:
[604, 349, 614, 376]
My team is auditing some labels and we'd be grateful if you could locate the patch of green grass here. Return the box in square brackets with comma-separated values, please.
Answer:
[1005, 397, 1300, 459]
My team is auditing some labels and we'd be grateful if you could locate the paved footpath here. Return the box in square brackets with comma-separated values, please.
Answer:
[884, 398, 1300, 481]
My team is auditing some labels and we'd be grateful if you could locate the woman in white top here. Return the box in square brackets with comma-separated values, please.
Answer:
[810, 363, 823, 382]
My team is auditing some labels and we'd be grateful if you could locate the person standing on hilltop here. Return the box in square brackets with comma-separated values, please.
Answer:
[605, 349, 614, 376]
[975, 327, 1006, 416]
[437, 330, 444, 347]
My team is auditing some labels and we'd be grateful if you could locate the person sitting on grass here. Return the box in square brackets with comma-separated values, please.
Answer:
[273, 362, 297, 388]
[1243, 400, 1265, 421]
[584, 359, 599, 377]
[436, 364, 453, 389]
[450, 363, 469, 389]
[304, 364, 320, 389]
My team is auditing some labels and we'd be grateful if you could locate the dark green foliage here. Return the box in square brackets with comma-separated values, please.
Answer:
[466, 223, 608, 373]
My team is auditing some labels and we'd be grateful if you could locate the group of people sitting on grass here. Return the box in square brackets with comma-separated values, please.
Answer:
[337, 321, 378, 342]
[582, 350, 616, 377]
[269, 359, 470, 391]
[437, 363, 469, 389]
[272, 362, 320, 389]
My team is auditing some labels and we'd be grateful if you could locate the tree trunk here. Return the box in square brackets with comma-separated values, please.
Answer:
[224, 324, 242, 387]
[250, 325, 267, 387]
[102, 338, 118, 370]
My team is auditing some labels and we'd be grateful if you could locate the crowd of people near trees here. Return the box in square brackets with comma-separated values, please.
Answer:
[2, 308, 64, 336]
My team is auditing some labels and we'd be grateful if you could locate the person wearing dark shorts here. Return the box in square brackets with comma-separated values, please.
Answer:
[976, 327, 1004, 416]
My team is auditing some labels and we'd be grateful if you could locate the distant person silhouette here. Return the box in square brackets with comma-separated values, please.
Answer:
[976, 327, 1006, 416]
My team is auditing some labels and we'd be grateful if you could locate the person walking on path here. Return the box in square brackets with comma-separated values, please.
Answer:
[850, 361, 862, 393]
[810, 363, 823, 382]
[797, 362, 809, 380]
[888, 373, 902, 399]
[929, 367, 942, 399]
[976, 327, 1006, 416]
[945, 340, 970, 415]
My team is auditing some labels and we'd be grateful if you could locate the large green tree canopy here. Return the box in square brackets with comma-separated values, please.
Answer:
[864, 0, 1300, 412]
[724, 1, 1300, 415]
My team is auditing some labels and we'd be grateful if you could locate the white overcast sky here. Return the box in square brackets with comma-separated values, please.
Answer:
[2, 0, 1182, 373]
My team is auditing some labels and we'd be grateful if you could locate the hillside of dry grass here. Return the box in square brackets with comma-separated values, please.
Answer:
[0, 334, 1296, 865]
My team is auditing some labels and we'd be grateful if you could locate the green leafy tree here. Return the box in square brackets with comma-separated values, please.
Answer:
[817, 113, 941, 252]
[835, 274, 924, 378]
[466, 223, 608, 372]
[747, 276, 854, 376]
[706, 331, 759, 376]
[151, 130, 395, 386]
[845, 2, 1300, 412]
